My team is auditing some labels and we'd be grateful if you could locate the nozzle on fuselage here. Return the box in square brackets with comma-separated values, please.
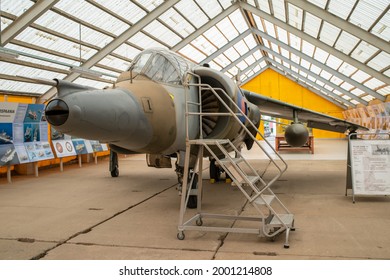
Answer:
[45, 81, 153, 152]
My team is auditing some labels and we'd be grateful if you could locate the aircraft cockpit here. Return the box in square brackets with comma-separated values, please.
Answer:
[129, 49, 194, 85]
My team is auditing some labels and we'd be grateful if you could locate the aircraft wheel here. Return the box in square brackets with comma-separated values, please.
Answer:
[111, 167, 119, 177]
[209, 159, 220, 182]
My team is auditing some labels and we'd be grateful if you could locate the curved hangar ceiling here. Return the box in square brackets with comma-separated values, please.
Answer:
[0, 0, 389, 109]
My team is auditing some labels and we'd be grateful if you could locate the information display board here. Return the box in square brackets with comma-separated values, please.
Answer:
[0, 102, 54, 166]
[350, 139, 390, 196]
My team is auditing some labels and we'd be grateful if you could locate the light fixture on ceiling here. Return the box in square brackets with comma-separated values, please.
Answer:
[0, 47, 19, 59]
[71, 65, 102, 78]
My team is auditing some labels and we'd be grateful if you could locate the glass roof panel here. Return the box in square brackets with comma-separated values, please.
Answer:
[234, 40, 249, 55]
[349, 0, 388, 31]
[208, 60, 222, 70]
[288, 4, 303, 30]
[178, 44, 206, 63]
[301, 59, 311, 69]
[253, 50, 263, 60]
[364, 77, 385, 90]
[371, 12, 390, 41]
[277, 26, 288, 44]
[338, 62, 357, 76]
[159, 8, 195, 38]
[304, 12, 321, 38]
[289, 33, 301, 51]
[128, 32, 166, 50]
[350, 41, 379, 63]
[113, 44, 141, 61]
[195, 0, 222, 19]
[94, 0, 147, 24]
[271, 0, 286, 22]
[258, 0, 271, 14]
[216, 16, 239, 41]
[203, 27, 227, 48]
[340, 81, 353, 91]
[320, 70, 332, 80]
[54, 0, 129, 36]
[334, 31, 360, 55]
[367, 51, 390, 71]
[135, 0, 164, 12]
[15, 27, 98, 61]
[314, 48, 329, 63]
[244, 35, 257, 49]
[224, 47, 240, 62]
[264, 20, 276, 38]
[213, 53, 229, 68]
[229, 9, 249, 34]
[351, 70, 371, 83]
[74, 77, 111, 89]
[203, 26, 226, 48]
[0, 79, 52, 94]
[35, 11, 113, 49]
[218, 0, 233, 9]
[191, 35, 217, 56]
[378, 86, 390, 96]
[319, 22, 341, 46]
[302, 41, 315, 57]
[0, 0, 33, 17]
[307, 0, 327, 10]
[174, 0, 208, 28]
[98, 55, 132, 72]
[244, 55, 256, 66]
[144, 20, 182, 47]
[327, 0, 357, 20]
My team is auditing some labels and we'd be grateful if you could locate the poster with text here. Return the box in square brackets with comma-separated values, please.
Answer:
[350, 139, 390, 196]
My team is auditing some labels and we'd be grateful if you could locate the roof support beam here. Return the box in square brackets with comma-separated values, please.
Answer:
[1, 0, 60, 46]
[288, 0, 390, 53]
[269, 65, 349, 110]
[240, 2, 390, 86]
[258, 43, 368, 105]
[38, 0, 180, 103]
[200, 29, 252, 64]
[171, 4, 238, 52]
[253, 28, 385, 101]
[268, 61, 355, 108]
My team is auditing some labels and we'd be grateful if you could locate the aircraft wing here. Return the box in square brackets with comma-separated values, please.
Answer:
[242, 90, 368, 133]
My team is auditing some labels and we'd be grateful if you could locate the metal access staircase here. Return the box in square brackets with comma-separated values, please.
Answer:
[177, 73, 295, 248]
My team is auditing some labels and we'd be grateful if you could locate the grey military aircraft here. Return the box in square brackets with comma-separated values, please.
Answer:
[44, 48, 367, 207]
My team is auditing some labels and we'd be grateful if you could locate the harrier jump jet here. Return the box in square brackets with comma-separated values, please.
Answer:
[44, 48, 366, 205]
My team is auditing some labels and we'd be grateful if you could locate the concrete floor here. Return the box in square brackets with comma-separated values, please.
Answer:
[0, 139, 389, 260]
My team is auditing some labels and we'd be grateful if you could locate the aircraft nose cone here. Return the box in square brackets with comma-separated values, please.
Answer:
[45, 99, 69, 126]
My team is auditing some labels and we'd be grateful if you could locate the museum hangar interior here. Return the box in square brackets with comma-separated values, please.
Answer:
[0, 0, 389, 260]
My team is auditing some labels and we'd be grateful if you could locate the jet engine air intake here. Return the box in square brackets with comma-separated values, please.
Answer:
[45, 99, 69, 126]
[193, 67, 236, 140]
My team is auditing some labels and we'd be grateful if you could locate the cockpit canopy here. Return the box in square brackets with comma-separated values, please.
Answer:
[129, 49, 194, 85]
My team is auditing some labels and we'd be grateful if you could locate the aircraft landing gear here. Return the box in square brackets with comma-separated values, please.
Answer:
[110, 150, 119, 177]
[175, 163, 198, 209]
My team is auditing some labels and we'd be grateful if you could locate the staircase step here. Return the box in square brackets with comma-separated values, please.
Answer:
[253, 194, 275, 205]
[269, 214, 294, 227]
[219, 157, 244, 165]
[239, 175, 260, 186]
